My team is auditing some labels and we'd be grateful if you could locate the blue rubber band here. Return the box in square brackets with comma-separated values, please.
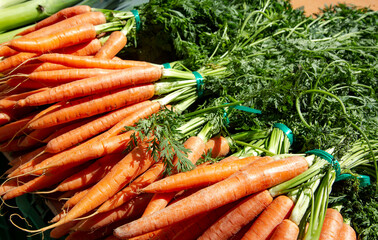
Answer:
[335, 174, 371, 187]
[273, 123, 294, 145]
[192, 71, 204, 97]
[305, 149, 341, 177]
[131, 9, 141, 32]
[162, 63, 171, 69]
[232, 105, 262, 114]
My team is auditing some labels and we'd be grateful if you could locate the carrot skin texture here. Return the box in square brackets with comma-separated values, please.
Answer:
[75, 193, 153, 232]
[199, 190, 273, 240]
[94, 31, 127, 59]
[241, 195, 294, 240]
[10, 24, 97, 53]
[0, 52, 38, 73]
[38, 53, 152, 69]
[337, 223, 356, 240]
[45, 101, 155, 153]
[204, 136, 230, 158]
[269, 219, 299, 240]
[53, 153, 125, 192]
[62, 188, 90, 210]
[113, 156, 308, 239]
[143, 156, 271, 193]
[18, 5, 92, 36]
[27, 84, 156, 129]
[53, 143, 155, 225]
[319, 208, 344, 240]
[18, 65, 162, 107]
[0, 45, 18, 57]
[97, 161, 165, 214]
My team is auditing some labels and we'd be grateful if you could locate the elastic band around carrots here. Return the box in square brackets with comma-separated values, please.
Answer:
[131, 10, 141, 32]
[273, 123, 294, 145]
[162, 63, 171, 69]
[193, 71, 204, 97]
[306, 149, 341, 177]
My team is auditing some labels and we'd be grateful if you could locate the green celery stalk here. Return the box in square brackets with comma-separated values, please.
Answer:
[0, 0, 82, 32]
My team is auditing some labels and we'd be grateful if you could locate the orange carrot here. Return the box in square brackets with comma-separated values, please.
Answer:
[27, 68, 119, 84]
[241, 195, 294, 240]
[49, 221, 78, 239]
[141, 192, 177, 217]
[74, 193, 153, 232]
[34, 142, 155, 232]
[3, 164, 86, 200]
[43, 153, 125, 193]
[16, 11, 106, 40]
[0, 175, 35, 195]
[319, 208, 344, 240]
[17, 125, 61, 148]
[0, 45, 18, 57]
[17, 5, 92, 36]
[143, 156, 272, 193]
[113, 156, 308, 239]
[269, 219, 299, 240]
[0, 89, 46, 109]
[96, 161, 165, 214]
[4, 62, 70, 75]
[6, 146, 49, 176]
[10, 23, 97, 53]
[53, 38, 102, 56]
[0, 113, 35, 142]
[28, 130, 135, 175]
[199, 190, 273, 240]
[0, 136, 30, 152]
[337, 223, 356, 240]
[62, 188, 90, 211]
[6, 77, 57, 89]
[26, 84, 156, 129]
[44, 101, 156, 153]
[18, 65, 161, 106]
[204, 136, 230, 158]
[95, 31, 127, 59]
[37, 53, 151, 69]
[0, 52, 38, 73]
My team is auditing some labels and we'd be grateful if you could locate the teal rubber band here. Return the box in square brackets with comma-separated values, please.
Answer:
[162, 63, 171, 69]
[223, 110, 230, 126]
[335, 174, 371, 188]
[131, 9, 141, 32]
[273, 123, 294, 145]
[305, 149, 341, 177]
[233, 105, 262, 114]
[192, 71, 204, 97]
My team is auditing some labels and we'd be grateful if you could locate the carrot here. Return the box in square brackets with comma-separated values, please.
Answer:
[241, 195, 294, 240]
[269, 219, 299, 240]
[337, 223, 356, 240]
[0, 88, 46, 109]
[17, 5, 92, 36]
[0, 114, 35, 142]
[319, 208, 344, 240]
[74, 193, 153, 232]
[18, 65, 161, 107]
[45, 101, 153, 153]
[17, 125, 61, 148]
[3, 164, 86, 200]
[141, 192, 177, 217]
[28, 130, 135, 175]
[26, 84, 156, 129]
[4, 62, 70, 75]
[49, 221, 78, 239]
[40, 153, 124, 193]
[0, 45, 18, 57]
[170, 202, 239, 240]
[62, 188, 90, 211]
[204, 136, 230, 158]
[27, 68, 119, 84]
[0, 136, 30, 152]
[30, 142, 156, 233]
[113, 156, 308, 239]
[6, 146, 47, 174]
[94, 31, 127, 59]
[198, 190, 273, 240]
[96, 161, 165, 214]
[6, 77, 57, 89]
[143, 156, 272, 193]
[15, 11, 106, 40]
[37, 53, 151, 69]
[9, 23, 97, 53]
[0, 52, 38, 73]
[53, 38, 102, 56]
[0, 175, 35, 195]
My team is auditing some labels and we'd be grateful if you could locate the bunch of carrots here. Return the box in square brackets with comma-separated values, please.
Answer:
[0, 4, 361, 240]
